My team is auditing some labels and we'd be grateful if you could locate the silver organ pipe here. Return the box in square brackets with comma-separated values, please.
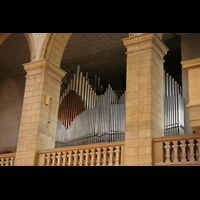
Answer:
[79, 72, 83, 96]
[164, 70, 184, 136]
[81, 76, 85, 101]
[76, 65, 80, 93]
[87, 84, 90, 109]
[84, 80, 88, 109]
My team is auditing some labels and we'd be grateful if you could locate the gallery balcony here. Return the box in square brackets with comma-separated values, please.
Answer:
[1, 133, 200, 166]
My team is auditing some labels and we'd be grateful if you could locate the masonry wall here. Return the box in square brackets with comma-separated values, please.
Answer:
[0, 73, 25, 151]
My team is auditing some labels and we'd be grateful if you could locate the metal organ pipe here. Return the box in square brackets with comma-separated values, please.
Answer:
[84, 80, 88, 109]
[81, 76, 85, 101]
[79, 72, 83, 96]
[164, 70, 184, 136]
[76, 65, 80, 93]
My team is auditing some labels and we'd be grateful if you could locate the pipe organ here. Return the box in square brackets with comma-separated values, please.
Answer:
[164, 70, 184, 136]
[56, 65, 185, 148]
[56, 66, 126, 147]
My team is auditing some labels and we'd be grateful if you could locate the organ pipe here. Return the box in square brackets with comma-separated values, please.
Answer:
[164, 70, 184, 136]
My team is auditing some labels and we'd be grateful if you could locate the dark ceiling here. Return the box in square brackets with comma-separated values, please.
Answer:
[162, 33, 182, 85]
[0, 33, 30, 74]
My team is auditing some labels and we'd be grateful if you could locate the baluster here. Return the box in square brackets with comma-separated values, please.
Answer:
[46, 153, 51, 166]
[96, 148, 102, 166]
[10, 157, 14, 166]
[108, 147, 114, 166]
[56, 152, 62, 166]
[73, 151, 78, 166]
[1, 158, 5, 166]
[196, 139, 200, 161]
[84, 149, 90, 166]
[51, 153, 56, 166]
[62, 152, 67, 166]
[114, 146, 120, 166]
[90, 149, 96, 166]
[173, 141, 179, 163]
[188, 139, 195, 162]
[5, 158, 9, 166]
[170, 142, 174, 162]
[79, 150, 84, 166]
[164, 142, 171, 163]
[180, 140, 187, 163]
[67, 151, 73, 166]
[194, 140, 198, 161]
[102, 147, 108, 166]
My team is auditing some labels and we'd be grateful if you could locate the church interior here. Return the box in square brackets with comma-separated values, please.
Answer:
[0, 33, 200, 166]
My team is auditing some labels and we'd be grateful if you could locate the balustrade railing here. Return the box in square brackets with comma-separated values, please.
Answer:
[153, 134, 200, 166]
[38, 141, 125, 166]
[0, 153, 16, 166]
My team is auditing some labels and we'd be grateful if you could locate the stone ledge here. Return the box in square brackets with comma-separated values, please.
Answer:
[23, 59, 66, 81]
[181, 57, 200, 73]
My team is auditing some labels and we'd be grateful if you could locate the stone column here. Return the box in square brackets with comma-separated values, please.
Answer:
[14, 59, 66, 166]
[181, 58, 200, 134]
[122, 33, 168, 166]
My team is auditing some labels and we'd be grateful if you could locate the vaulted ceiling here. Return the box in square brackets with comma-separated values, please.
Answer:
[0, 33, 30, 75]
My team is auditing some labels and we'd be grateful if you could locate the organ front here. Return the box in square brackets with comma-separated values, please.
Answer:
[55, 65, 185, 148]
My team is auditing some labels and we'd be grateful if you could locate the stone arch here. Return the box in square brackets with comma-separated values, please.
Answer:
[40, 33, 72, 67]
[0, 33, 36, 62]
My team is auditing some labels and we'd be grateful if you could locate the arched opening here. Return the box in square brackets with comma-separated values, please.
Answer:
[0, 33, 31, 153]
[55, 33, 128, 147]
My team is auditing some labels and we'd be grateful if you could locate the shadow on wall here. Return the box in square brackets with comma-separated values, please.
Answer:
[0, 74, 25, 152]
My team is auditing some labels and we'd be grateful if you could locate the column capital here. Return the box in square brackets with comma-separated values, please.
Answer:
[181, 57, 200, 74]
[23, 59, 66, 83]
[122, 33, 168, 60]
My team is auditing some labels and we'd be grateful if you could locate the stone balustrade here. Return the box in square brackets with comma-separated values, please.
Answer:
[153, 134, 200, 166]
[37, 141, 125, 166]
[2, 134, 200, 166]
[0, 153, 16, 166]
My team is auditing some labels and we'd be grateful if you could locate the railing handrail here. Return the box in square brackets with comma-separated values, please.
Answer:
[38, 141, 125, 155]
[153, 133, 200, 143]
[37, 141, 125, 166]
[0, 152, 16, 159]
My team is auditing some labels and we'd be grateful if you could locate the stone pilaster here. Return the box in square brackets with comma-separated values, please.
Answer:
[14, 59, 66, 166]
[182, 58, 200, 134]
[122, 33, 168, 166]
